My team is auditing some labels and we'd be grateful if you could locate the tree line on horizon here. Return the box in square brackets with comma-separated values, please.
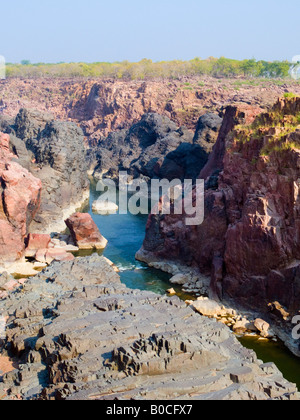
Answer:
[4, 57, 295, 80]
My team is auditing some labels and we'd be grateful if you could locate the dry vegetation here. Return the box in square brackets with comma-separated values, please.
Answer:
[5, 57, 295, 80]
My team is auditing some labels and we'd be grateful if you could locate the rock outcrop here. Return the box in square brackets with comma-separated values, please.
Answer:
[93, 112, 222, 183]
[137, 97, 300, 356]
[0, 132, 42, 262]
[3, 109, 90, 233]
[0, 255, 298, 400]
[93, 113, 193, 181]
[193, 112, 223, 151]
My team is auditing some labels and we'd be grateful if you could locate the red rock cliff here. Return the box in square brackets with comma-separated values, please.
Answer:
[137, 97, 300, 331]
[0, 133, 42, 262]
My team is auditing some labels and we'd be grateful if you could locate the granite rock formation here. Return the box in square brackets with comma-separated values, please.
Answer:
[0, 255, 298, 400]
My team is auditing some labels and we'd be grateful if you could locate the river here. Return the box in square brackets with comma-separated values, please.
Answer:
[82, 180, 300, 390]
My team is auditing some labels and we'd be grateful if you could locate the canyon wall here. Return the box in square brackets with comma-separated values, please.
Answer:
[1, 77, 299, 146]
[137, 97, 300, 355]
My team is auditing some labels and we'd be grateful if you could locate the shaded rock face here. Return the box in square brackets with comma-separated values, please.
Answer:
[193, 112, 223, 152]
[4, 109, 90, 233]
[200, 104, 259, 181]
[94, 113, 192, 181]
[0, 133, 42, 262]
[137, 98, 300, 354]
[159, 143, 209, 182]
[94, 112, 222, 183]
[0, 255, 298, 400]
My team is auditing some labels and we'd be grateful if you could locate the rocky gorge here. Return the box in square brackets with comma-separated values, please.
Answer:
[0, 76, 300, 400]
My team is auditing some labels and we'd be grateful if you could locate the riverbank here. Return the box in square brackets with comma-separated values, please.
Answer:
[78, 180, 300, 389]
[0, 255, 298, 400]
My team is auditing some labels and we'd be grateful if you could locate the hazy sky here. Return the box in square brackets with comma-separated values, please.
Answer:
[0, 0, 299, 63]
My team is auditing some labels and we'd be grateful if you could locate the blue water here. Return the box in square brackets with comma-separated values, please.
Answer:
[78, 181, 188, 297]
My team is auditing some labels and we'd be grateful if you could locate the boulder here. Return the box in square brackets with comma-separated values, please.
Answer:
[45, 248, 75, 262]
[233, 318, 252, 334]
[92, 200, 118, 215]
[35, 248, 74, 264]
[0, 272, 15, 290]
[167, 288, 176, 296]
[1, 279, 19, 292]
[7, 262, 39, 277]
[34, 249, 49, 264]
[65, 213, 108, 250]
[190, 298, 224, 317]
[193, 112, 223, 152]
[254, 319, 271, 338]
[169, 273, 189, 285]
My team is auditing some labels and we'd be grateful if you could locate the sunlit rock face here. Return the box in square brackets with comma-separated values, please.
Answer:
[0, 132, 42, 262]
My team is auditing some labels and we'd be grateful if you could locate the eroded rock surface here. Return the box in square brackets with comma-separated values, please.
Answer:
[1, 77, 298, 142]
[94, 113, 192, 181]
[0, 256, 298, 400]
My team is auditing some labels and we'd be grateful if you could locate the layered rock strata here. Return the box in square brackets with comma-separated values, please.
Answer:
[0, 255, 298, 400]
[1, 77, 298, 142]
